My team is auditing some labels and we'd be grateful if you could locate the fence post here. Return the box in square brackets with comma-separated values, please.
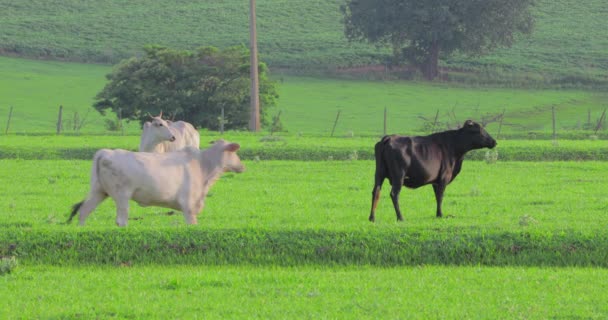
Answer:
[270, 110, 282, 136]
[56, 105, 63, 135]
[432, 109, 439, 132]
[330, 110, 341, 137]
[496, 109, 505, 140]
[595, 108, 607, 135]
[383, 107, 387, 135]
[220, 107, 225, 135]
[5, 105, 13, 134]
[552, 106, 556, 140]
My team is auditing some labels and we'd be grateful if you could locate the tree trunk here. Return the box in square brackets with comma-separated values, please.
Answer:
[422, 40, 440, 80]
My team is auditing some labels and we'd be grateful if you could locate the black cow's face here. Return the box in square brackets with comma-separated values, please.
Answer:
[462, 120, 497, 149]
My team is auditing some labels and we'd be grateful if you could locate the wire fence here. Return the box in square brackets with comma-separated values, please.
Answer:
[2, 104, 607, 139]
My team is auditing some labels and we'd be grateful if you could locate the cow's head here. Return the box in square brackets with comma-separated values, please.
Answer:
[143, 112, 176, 143]
[461, 120, 497, 149]
[213, 140, 245, 173]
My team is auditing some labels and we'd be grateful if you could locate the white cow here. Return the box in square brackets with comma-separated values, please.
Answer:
[68, 140, 244, 226]
[139, 112, 200, 153]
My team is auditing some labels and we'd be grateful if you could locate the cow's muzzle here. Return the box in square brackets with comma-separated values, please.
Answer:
[488, 139, 497, 149]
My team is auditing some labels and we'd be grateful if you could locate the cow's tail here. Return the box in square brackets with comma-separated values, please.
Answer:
[66, 201, 83, 223]
[375, 135, 391, 162]
[66, 150, 105, 224]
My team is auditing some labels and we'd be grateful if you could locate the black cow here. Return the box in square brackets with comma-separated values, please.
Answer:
[369, 120, 497, 222]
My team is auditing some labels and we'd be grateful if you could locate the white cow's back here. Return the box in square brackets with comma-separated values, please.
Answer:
[166, 121, 200, 152]
[139, 120, 200, 153]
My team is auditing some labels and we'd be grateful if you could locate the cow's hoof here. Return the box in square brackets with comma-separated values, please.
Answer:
[368, 216, 375, 223]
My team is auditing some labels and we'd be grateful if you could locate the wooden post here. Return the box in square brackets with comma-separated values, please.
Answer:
[552, 106, 556, 140]
[497, 109, 505, 140]
[331, 110, 341, 137]
[118, 108, 124, 136]
[595, 108, 607, 134]
[56, 105, 63, 135]
[5, 105, 13, 134]
[270, 110, 282, 136]
[220, 106, 225, 135]
[432, 109, 439, 132]
[383, 107, 387, 135]
[248, 0, 260, 132]
[588, 109, 591, 127]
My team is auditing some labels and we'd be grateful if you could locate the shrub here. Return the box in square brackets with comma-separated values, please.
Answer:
[0, 256, 18, 275]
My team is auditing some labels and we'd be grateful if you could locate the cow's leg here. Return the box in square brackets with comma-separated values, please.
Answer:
[182, 200, 203, 225]
[369, 169, 386, 222]
[389, 172, 405, 221]
[78, 192, 108, 226]
[432, 183, 447, 218]
[113, 196, 130, 227]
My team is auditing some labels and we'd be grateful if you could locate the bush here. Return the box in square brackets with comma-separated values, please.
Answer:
[0, 256, 18, 275]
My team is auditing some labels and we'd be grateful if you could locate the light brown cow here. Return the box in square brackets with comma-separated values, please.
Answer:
[68, 140, 244, 226]
[139, 112, 200, 153]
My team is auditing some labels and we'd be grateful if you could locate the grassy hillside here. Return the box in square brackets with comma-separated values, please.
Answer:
[0, 0, 607, 84]
[0, 0, 381, 68]
[1, 56, 606, 135]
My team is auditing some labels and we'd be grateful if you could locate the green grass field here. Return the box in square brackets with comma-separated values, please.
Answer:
[2, 159, 607, 232]
[1, 10, 608, 315]
[2, 266, 607, 319]
[2, 56, 607, 136]
[2, 157, 608, 318]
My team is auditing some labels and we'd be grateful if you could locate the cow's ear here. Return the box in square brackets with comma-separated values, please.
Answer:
[464, 120, 475, 127]
[224, 143, 240, 152]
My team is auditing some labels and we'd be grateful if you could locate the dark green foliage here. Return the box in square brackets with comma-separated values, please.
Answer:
[2, 228, 607, 267]
[94, 45, 278, 130]
[342, 0, 535, 79]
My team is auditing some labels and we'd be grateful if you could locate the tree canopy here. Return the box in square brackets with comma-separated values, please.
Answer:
[94, 45, 278, 130]
[341, 0, 535, 80]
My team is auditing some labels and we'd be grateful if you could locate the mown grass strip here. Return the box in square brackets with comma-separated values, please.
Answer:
[2, 265, 608, 319]
[2, 228, 607, 267]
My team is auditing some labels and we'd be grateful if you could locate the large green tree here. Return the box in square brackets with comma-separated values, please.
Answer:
[341, 0, 535, 80]
[94, 45, 278, 130]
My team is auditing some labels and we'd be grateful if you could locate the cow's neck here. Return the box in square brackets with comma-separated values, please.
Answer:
[140, 137, 164, 153]
[199, 150, 225, 190]
[434, 130, 472, 158]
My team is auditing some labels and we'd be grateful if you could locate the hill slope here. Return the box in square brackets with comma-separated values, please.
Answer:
[0, 0, 607, 83]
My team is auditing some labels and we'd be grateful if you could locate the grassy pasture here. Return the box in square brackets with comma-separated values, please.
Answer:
[1, 56, 606, 136]
[2, 159, 607, 233]
[2, 159, 608, 268]
[1, 265, 607, 319]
